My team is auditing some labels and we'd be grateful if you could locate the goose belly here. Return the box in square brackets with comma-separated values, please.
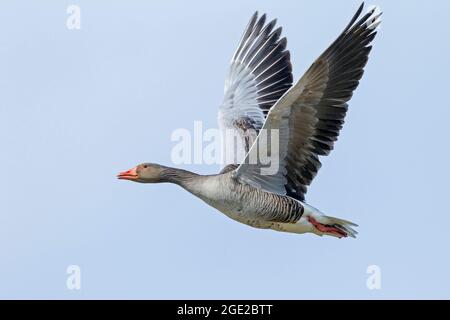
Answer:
[200, 194, 249, 223]
[208, 199, 275, 229]
[196, 188, 280, 229]
[187, 176, 298, 229]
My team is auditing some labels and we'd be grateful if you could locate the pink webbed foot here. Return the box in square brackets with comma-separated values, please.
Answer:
[308, 216, 348, 238]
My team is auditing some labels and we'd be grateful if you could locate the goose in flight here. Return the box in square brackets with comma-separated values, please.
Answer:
[118, 3, 381, 238]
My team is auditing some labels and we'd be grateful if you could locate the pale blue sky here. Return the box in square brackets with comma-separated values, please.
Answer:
[1, 0, 449, 299]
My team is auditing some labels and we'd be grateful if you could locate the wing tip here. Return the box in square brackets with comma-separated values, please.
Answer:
[365, 5, 383, 31]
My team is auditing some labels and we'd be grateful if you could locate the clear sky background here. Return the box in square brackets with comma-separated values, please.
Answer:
[1, 0, 449, 299]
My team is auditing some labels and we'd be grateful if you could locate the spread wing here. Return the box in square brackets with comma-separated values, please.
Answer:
[233, 4, 382, 201]
[219, 12, 293, 166]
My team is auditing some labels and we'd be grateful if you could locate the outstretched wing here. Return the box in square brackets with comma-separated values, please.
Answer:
[234, 4, 382, 201]
[219, 12, 293, 166]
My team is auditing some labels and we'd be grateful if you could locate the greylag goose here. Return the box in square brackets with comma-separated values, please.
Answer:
[118, 3, 381, 238]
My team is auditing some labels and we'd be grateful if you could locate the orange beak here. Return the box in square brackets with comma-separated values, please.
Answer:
[117, 167, 139, 180]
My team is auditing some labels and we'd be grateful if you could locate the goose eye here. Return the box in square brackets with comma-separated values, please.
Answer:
[143, 165, 148, 169]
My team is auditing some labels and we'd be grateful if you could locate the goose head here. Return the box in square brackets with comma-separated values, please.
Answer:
[117, 163, 165, 183]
